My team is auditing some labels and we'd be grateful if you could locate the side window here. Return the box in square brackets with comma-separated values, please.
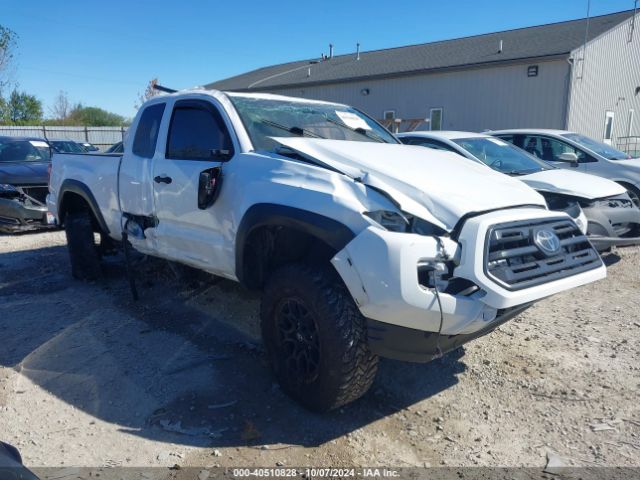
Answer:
[521, 135, 544, 158]
[133, 103, 165, 158]
[524, 135, 595, 163]
[495, 134, 514, 143]
[166, 102, 233, 160]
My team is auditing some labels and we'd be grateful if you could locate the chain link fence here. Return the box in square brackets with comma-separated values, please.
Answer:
[0, 125, 127, 151]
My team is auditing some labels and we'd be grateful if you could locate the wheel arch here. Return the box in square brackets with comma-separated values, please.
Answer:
[235, 203, 355, 289]
[58, 179, 110, 234]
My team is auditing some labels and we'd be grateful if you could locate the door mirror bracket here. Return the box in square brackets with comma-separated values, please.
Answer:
[198, 167, 223, 210]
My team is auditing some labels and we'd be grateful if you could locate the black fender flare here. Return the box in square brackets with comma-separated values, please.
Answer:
[235, 203, 355, 286]
[58, 179, 110, 234]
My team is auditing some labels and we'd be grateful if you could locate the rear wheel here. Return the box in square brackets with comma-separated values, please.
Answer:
[261, 263, 378, 412]
[64, 209, 102, 281]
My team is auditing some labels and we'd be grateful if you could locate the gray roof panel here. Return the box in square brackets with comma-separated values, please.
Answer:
[206, 10, 634, 91]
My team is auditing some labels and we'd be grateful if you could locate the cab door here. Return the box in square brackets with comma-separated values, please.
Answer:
[151, 98, 237, 277]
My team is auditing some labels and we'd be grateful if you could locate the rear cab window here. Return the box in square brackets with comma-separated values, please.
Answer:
[133, 103, 166, 158]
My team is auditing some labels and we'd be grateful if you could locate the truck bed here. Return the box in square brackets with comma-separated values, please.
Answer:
[48, 152, 123, 235]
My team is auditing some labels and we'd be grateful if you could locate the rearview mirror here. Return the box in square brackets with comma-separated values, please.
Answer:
[558, 152, 579, 164]
[198, 167, 223, 209]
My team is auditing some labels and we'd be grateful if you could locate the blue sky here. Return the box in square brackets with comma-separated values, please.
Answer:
[2, 0, 636, 119]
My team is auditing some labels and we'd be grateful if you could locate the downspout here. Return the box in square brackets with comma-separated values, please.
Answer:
[563, 56, 575, 130]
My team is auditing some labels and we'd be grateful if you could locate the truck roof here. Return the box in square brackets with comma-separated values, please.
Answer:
[142, 87, 349, 109]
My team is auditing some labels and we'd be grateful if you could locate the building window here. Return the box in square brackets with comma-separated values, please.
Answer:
[628, 109, 635, 137]
[604, 111, 615, 145]
[429, 108, 443, 131]
[383, 110, 396, 121]
[527, 65, 539, 77]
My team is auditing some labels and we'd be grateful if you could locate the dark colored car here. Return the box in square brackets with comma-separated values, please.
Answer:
[0, 441, 39, 479]
[0, 136, 52, 233]
[80, 142, 100, 152]
[49, 139, 85, 154]
[106, 141, 124, 154]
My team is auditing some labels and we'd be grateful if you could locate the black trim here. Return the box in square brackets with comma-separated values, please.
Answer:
[58, 179, 110, 234]
[450, 204, 546, 240]
[366, 303, 532, 363]
[483, 217, 602, 291]
[235, 203, 355, 285]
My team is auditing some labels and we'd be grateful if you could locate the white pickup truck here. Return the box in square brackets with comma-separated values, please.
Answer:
[48, 90, 606, 411]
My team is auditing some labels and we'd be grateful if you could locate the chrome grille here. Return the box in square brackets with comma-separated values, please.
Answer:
[485, 218, 602, 290]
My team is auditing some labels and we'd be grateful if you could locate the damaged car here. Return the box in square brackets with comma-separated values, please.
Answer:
[398, 131, 640, 251]
[48, 90, 606, 411]
[0, 136, 53, 233]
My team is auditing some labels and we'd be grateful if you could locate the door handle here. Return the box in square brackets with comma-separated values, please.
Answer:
[154, 175, 172, 184]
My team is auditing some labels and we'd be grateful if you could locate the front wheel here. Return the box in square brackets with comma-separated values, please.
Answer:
[261, 263, 379, 412]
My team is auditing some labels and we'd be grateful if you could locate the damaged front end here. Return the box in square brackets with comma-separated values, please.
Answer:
[0, 184, 51, 233]
[542, 191, 640, 251]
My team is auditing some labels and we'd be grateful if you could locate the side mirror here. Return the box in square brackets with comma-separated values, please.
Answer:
[558, 152, 579, 165]
[198, 167, 223, 210]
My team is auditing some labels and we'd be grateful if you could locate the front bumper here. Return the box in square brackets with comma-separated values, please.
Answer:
[332, 208, 605, 343]
[0, 196, 49, 232]
[582, 195, 640, 250]
[367, 304, 531, 362]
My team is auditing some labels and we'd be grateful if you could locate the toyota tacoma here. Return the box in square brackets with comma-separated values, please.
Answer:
[47, 90, 606, 411]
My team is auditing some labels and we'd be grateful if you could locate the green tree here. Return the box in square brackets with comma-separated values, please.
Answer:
[0, 25, 18, 94]
[67, 104, 125, 126]
[1, 89, 43, 124]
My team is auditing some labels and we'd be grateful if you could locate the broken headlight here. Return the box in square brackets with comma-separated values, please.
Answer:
[364, 210, 449, 236]
[364, 210, 409, 232]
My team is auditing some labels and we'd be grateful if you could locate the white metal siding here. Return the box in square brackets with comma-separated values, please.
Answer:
[268, 60, 570, 131]
[567, 12, 640, 141]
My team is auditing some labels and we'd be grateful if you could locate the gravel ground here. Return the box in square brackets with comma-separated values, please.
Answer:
[0, 230, 639, 470]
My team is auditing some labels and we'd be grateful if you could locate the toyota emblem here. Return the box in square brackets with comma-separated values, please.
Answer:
[533, 228, 561, 256]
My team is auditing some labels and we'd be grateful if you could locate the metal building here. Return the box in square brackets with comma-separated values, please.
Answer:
[206, 10, 639, 149]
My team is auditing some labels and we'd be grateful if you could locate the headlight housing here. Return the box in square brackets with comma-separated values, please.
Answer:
[364, 210, 408, 232]
[364, 209, 448, 236]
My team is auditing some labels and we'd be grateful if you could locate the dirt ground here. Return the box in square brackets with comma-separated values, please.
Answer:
[0, 230, 639, 470]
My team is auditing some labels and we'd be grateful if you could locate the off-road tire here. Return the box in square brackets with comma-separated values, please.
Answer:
[261, 262, 379, 412]
[64, 210, 102, 281]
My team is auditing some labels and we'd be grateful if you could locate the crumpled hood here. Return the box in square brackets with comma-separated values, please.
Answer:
[0, 161, 49, 185]
[521, 169, 625, 200]
[273, 138, 546, 231]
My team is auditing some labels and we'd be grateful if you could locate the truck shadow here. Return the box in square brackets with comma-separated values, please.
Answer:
[0, 240, 465, 451]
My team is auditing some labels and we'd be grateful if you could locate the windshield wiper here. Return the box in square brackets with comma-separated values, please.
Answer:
[324, 117, 386, 143]
[260, 119, 325, 139]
